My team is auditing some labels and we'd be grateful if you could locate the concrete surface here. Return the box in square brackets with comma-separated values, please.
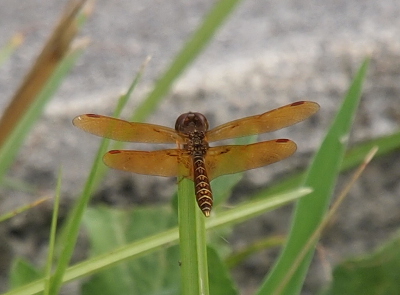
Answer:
[0, 0, 400, 293]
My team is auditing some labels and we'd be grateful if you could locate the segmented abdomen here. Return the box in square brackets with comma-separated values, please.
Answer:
[193, 154, 213, 217]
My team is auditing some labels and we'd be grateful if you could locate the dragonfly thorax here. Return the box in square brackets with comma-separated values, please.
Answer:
[184, 130, 209, 156]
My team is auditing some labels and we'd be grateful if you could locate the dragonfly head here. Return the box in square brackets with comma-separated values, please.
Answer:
[175, 112, 209, 134]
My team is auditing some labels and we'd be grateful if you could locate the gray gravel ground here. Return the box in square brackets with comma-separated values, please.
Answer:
[0, 0, 400, 294]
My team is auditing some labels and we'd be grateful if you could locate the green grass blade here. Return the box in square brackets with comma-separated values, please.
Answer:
[251, 128, 400, 199]
[131, 0, 243, 122]
[49, 131, 110, 295]
[3, 188, 309, 295]
[9, 258, 42, 290]
[258, 58, 370, 295]
[90, 57, 151, 190]
[341, 130, 400, 170]
[0, 47, 84, 183]
[51, 69, 146, 293]
[178, 177, 209, 294]
[208, 246, 239, 295]
[196, 202, 210, 295]
[0, 197, 49, 223]
[0, 0, 87, 148]
[178, 178, 200, 294]
[176, 138, 255, 294]
[81, 207, 179, 294]
[43, 168, 62, 295]
[205, 188, 311, 229]
[114, 57, 152, 118]
[225, 235, 285, 268]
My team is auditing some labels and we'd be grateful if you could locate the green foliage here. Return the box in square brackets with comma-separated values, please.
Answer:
[2, 0, 400, 294]
[258, 58, 370, 295]
[82, 207, 180, 295]
[9, 259, 42, 290]
[4, 188, 308, 295]
[322, 231, 400, 295]
[207, 246, 239, 295]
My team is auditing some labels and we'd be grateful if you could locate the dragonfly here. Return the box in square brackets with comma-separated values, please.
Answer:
[73, 101, 319, 217]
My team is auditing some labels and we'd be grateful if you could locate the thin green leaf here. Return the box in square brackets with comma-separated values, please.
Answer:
[90, 56, 151, 191]
[259, 58, 370, 295]
[225, 235, 285, 268]
[43, 168, 62, 295]
[176, 137, 256, 295]
[196, 203, 210, 295]
[0, 197, 49, 223]
[0, 0, 86, 148]
[0, 47, 84, 183]
[178, 177, 209, 295]
[208, 246, 239, 295]
[50, 126, 109, 295]
[341, 130, 400, 171]
[251, 129, 400, 199]
[52, 56, 151, 294]
[4, 188, 310, 295]
[82, 207, 179, 295]
[9, 258, 42, 289]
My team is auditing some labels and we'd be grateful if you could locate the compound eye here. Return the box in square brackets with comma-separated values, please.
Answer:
[175, 112, 209, 133]
[175, 113, 189, 132]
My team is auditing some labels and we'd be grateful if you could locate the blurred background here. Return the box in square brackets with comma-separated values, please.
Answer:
[0, 0, 399, 294]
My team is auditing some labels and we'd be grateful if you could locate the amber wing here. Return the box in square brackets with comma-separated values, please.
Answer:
[207, 101, 319, 142]
[73, 114, 180, 143]
[205, 139, 297, 180]
[103, 149, 193, 178]
[103, 140, 296, 181]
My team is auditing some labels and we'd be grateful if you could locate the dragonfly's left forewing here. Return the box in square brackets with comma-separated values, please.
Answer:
[103, 149, 193, 178]
[73, 114, 180, 143]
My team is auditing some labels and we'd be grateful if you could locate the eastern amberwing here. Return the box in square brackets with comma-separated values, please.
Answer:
[73, 101, 319, 217]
